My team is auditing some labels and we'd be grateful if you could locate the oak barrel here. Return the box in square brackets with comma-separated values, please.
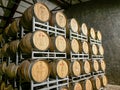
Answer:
[0, 62, 7, 75]
[70, 82, 82, 90]
[91, 60, 99, 72]
[8, 40, 19, 55]
[99, 60, 106, 71]
[50, 36, 67, 52]
[99, 75, 108, 87]
[0, 82, 5, 90]
[71, 39, 80, 53]
[3, 24, 11, 39]
[5, 63, 18, 79]
[69, 60, 81, 77]
[7, 18, 20, 37]
[50, 11, 67, 28]
[91, 44, 98, 55]
[80, 60, 91, 74]
[81, 80, 93, 90]
[81, 23, 88, 36]
[50, 59, 68, 78]
[18, 60, 50, 83]
[19, 30, 50, 54]
[1, 43, 9, 57]
[20, 2, 50, 29]
[89, 28, 96, 39]
[98, 45, 104, 55]
[67, 18, 79, 33]
[91, 77, 101, 90]
[60, 86, 69, 90]
[96, 30, 102, 41]
[82, 41, 89, 54]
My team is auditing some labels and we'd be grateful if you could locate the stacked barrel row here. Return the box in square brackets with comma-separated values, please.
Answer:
[0, 2, 107, 90]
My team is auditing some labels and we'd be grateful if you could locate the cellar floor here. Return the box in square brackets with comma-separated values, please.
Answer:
[106, 84, 120, 90]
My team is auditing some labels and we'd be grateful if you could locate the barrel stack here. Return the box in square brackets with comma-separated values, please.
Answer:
[0, 2, 107, 90]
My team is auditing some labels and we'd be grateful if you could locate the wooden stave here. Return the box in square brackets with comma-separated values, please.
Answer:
[20, 2, 50, 30]
[50, 11, 67, 28]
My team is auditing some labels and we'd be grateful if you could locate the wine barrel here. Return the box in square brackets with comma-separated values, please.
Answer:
[99, 60, 106, 71]
[7, 18, 20, 37]
[3, 24, 11, 39]
[4, 85, 14, 90]
[89, 28, 96, 39]
[96, 30, 102, 41]
[19, 30, 50, 54]
[71, 39, 80, 53]
[98, 45, 104, 55]
[50, 35, 67, 52]
[99, 75, 108, 87]
[67, 18, 79, 33]
[90, 44, 98, 55]
[0, 62, 7, 75]
[1, 43, 9, 57]
[20, 2, 50, 29]
[91, 77, 101, 90]
[90, 60, 99, 72]
[81, 23, 88, 36]
[0, 34, 3, 43]
[0, 82, 5, 90]
[80, 60, 91, 74]
[18, 60, 50, 83]
[70, 83, 82, 90]
[5, 63, 18, 79]
[69, 60, 82, 77]
[66, 39, 71, 54]
[82, 41, 89, 54]
[81, 80, 93, 90]
[8, 40, 19, 55]
[50, 11, 67, 28]
[50, 59, 68, 78]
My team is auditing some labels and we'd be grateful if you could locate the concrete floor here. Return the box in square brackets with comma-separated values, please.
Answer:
[106, 84, 120, 90]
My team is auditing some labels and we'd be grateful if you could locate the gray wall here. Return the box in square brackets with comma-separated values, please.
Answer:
[65, 0, 120, 85]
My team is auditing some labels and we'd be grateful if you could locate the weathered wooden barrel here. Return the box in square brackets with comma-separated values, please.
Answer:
[1, 43, 9, 57]
[81, 23, 88, 36]
[18, 60, 50, 83]
[90, 44, 98, 55]
[99, 60, 106, 71]
[19, 30, 50, 54]
[82, 41, 89, 54]
[90, 60, 99, 72]
[71, 39, 80, 53]
[96, 30, 102, 41]
[0, 62, 7, 75]
[80, 60, 91, 74]
[50, 59, 69, 78]
[98, 45, 104, 55]
[89, 28, 96, 39]
[69, 60, 82, 77]
[59, 86, 69, 90]
[4, 85, 14, 90]
[5, 63, 18, 79]
[7, 18, 21, 37]
[50, 35, 67, 52]
[0, 34, 3, 43]
[3, 24, 11, 39]
[91, 77, 101, 90]
[70, 82, 82, 90]
[81, 79, 93, 90]
[67, 18, 79, 33]
[20, 2, 50, 29]
[99, 75, 108, 87]
[0, 82, 5, 90]
[66, 39, 71, 54]
[50, 11, 67, 28]
[7, 40, 19, 55]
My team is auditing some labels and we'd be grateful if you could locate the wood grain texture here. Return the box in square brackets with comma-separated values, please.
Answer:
[71, 39, 80, 53]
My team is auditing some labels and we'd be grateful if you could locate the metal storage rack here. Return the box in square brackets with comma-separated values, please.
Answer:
[18, 16, 69, 90]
